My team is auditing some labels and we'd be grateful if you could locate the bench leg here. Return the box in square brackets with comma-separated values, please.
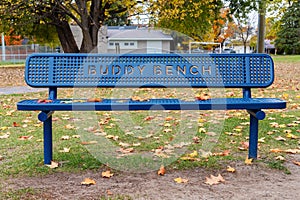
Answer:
[248, 115, 258, 159]
[43, 116, 53, 164]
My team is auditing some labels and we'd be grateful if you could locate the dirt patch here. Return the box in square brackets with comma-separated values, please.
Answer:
[3, 155, 300, 200]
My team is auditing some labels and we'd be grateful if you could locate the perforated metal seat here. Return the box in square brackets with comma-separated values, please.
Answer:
[18, 98, 285, 111]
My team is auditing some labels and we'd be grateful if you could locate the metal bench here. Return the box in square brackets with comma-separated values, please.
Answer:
[17, 53, 286, 164]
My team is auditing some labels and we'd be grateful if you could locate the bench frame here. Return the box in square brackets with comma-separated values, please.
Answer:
[17, 53, 286, 164]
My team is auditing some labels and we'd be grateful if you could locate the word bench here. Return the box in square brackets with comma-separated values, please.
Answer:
[17, 53, 286, 164]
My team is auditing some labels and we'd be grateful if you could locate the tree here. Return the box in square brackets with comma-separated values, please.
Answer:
[0, 0, 141, 53]
[275, 1, 300, 54]
[148, 0, 223, 41]
[235, 17, 255, 53]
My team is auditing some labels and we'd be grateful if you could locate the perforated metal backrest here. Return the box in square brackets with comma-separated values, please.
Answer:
[25, 53, 274, 88]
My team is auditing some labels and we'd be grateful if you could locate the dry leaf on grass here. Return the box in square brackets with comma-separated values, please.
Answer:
[46, 161, 59, 169]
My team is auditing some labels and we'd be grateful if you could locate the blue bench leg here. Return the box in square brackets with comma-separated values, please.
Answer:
[43, 116, 53, 164]
[248, 115, 258, 159]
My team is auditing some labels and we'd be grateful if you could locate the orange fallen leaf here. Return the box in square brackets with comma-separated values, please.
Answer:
[205, 174, 225, 185]
[102, 170, 114, 178]
[293, 161, 300, 166]
[157, 165, 166, 176]
[87, 98, 102, 102]
[13, 122, 20, 127]
[270, 148, 283, 153]
[18, 135, 33, 140]
[106, 190, 113, 195]
[81, 178, 96, 185]
[174, 177, 188, 183]
[81, 141, 98, 145]
[37, 99, 53, 103]
[195, 93, 210, 101]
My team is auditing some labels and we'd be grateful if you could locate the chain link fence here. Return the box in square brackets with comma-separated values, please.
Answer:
[0, 45, 58, 64]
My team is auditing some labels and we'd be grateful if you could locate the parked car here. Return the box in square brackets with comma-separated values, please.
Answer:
[222, 48, 236, 53]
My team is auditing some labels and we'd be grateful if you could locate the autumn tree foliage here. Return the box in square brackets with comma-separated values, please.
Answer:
[0, 0, 141, 53]
[148, 0, 223, 41]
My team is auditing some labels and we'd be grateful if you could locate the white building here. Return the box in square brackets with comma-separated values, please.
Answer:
[71, 25, 173, 54]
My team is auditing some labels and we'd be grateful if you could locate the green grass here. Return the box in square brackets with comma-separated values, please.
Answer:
[272, 55, 300, 63]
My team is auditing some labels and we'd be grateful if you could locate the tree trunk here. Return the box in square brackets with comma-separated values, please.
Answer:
[56, 21, 79, 53]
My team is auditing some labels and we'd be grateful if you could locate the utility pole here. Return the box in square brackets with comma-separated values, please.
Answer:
[257, 1, 266, 53]
[1, 33, 5, 61]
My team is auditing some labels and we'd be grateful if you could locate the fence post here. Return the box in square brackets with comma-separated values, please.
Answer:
[1, 33, 5, 61]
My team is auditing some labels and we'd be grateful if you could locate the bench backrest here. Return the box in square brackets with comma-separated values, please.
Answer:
[25, 53, 274, 88]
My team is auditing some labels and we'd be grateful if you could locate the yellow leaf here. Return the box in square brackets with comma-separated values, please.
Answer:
[174, 177, 188, 183]
[81, 178, 96, 185]
[245, 157, 253, 165]
[188, 150, 198, 158]
[258, 137, 266, 143]
[102, 171, 114, 178]
[286, 133, 298, 139]
[226, 166, 236, 173]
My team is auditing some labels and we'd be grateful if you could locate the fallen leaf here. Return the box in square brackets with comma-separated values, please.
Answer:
[195, 93, 210, 101]
[106, 190, 113, 195]
[270, 148, 283, 153]
[286, 133, 298, 139]
[18, 135, 33, 140]
[37, 99, 53, 103]
[81, 141, 98, 145]
[46, 161, 59, 169]
[293, 161, 300, 166]
[0, 133, 10, 139]
[87, 98, 102, 102]
[188, 151, 198, 158]
[102, 171, 114, 178]
[157, 165, 166, 176]
[226, 166, 236, 173]
[275, 136, 286, 141]
[0, 155, 3, 161]
[275, 156, 285, 161]
[59, 147, 70, 153]
[245, 157, 253, 165]
[174, 177, 188, 183]
[205, 174, 225, 185]
[13, 122, 20, 127]
[61, 135, 70, 140]
[81, 178, 96, 185]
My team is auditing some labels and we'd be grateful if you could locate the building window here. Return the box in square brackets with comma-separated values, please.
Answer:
[109, 43, 114, 46]
[130, 42, 135, 46]
[124, 42, 129, 46]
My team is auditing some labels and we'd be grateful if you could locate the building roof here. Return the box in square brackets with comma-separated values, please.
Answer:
[108, 28, 173, 41]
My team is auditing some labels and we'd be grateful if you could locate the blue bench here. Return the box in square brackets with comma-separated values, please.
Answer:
[17, 53, 286, 164]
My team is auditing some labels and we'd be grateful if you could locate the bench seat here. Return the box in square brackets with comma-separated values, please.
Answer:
[17, 98, 286, 111]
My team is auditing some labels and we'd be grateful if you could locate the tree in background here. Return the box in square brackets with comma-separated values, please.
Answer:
[148, 0, 223, 41]
[0, 0, 142, 53]
[275, 1, 300, 54]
